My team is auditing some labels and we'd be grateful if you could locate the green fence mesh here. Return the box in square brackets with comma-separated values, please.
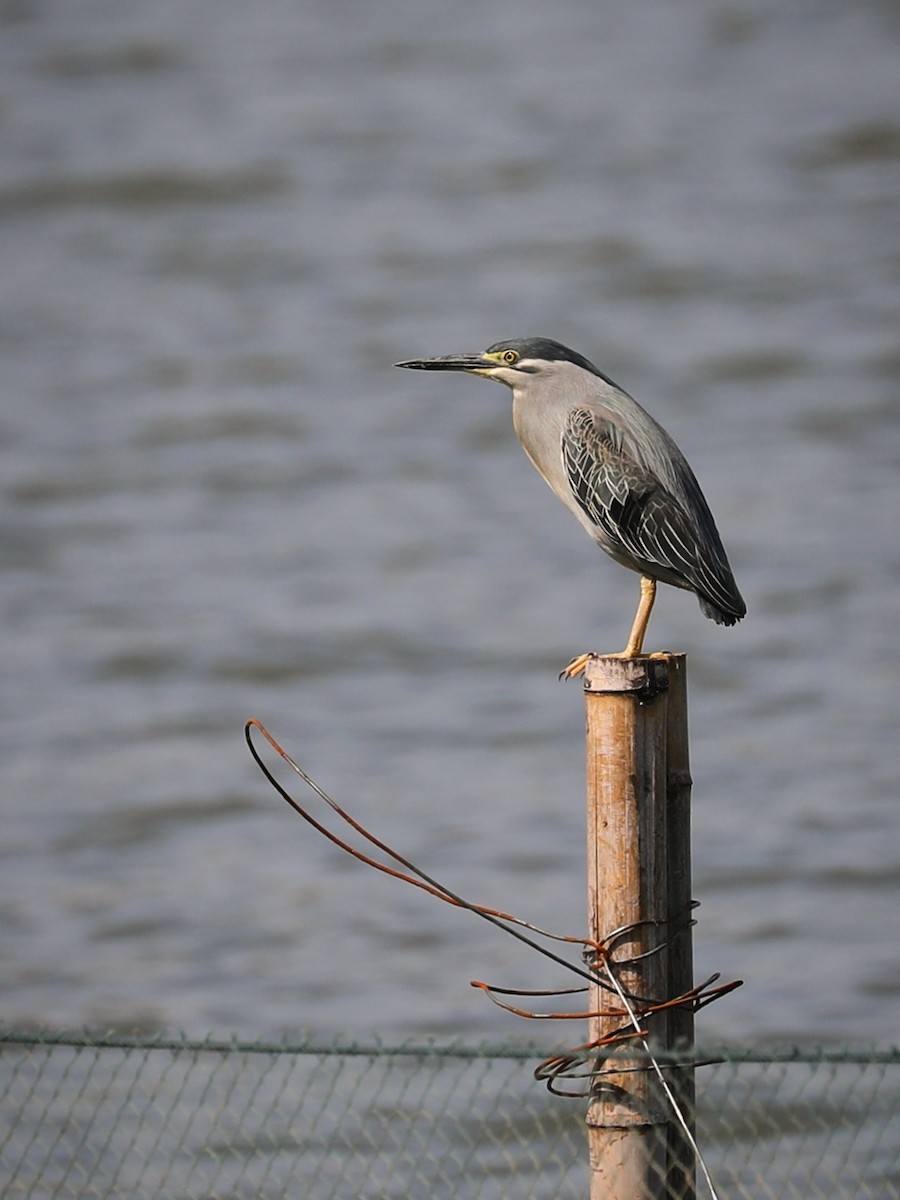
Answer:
[1, 1031, 897, 1200]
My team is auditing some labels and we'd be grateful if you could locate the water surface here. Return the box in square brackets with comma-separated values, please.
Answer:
[1, 0, 898, 1045]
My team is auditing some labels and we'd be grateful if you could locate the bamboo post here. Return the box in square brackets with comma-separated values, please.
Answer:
[583, 653, 694, 1200]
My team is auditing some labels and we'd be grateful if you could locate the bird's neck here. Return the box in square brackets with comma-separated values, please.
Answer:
[511, 390, 571, 507]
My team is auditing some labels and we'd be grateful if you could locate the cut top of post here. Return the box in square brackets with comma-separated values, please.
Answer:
[582, 654, 675, 699]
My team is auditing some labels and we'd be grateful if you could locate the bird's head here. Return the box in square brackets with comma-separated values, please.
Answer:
[395, 337, 610, 390]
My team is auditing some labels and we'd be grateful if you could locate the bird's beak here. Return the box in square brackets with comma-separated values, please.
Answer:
[395, 353, 494, 375]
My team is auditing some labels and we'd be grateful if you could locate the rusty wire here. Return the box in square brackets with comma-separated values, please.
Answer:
[245, 718, 741, 1096]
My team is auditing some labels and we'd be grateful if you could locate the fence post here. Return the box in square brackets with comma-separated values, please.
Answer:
[583, 653, 693, 1200]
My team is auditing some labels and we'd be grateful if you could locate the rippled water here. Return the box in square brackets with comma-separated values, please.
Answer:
[1, 0, 898, 1045]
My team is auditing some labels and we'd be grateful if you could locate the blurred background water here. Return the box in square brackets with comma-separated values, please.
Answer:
[0, 0, 897, 1046]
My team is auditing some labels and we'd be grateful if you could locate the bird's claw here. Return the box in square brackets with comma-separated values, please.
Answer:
[559, 652, 594, 681]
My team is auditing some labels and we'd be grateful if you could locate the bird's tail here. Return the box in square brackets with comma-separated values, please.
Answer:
[699, 592, 746, 627]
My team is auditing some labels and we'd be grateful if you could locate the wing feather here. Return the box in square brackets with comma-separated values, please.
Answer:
[561, 407, 744, 620]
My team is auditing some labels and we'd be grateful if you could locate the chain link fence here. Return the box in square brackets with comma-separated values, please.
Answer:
[1, 1030, 897, 1199]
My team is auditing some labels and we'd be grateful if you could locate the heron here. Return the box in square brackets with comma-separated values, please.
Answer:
[396, 337, 745, 676]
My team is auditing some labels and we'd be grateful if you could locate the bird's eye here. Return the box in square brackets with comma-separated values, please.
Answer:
[501, 350, 518, 364]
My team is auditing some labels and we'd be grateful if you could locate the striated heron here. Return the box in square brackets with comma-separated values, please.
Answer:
[396, 337, 745, 676]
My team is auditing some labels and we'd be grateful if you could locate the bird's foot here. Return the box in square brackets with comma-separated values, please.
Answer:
[560, 646, 671, 680]
[559, 649, 640, 680]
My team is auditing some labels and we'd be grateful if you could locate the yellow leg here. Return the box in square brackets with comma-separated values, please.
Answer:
[560, 576, 657, 680]
[623, 575, 656, 657]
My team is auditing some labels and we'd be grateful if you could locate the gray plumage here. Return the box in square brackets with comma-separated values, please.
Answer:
[396, 336, 745, 653]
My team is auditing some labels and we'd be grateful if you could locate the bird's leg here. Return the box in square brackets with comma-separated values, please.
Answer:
[622, 575, 656, 657]
[560, 576, 657, 680]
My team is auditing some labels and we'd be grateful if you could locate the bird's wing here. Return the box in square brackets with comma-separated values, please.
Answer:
[561, 406, 738, 613]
